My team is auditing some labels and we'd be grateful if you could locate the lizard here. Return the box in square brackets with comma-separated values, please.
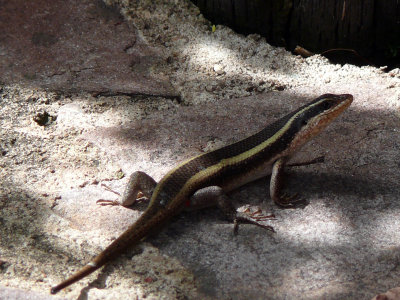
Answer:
[50, 93, 353, 294]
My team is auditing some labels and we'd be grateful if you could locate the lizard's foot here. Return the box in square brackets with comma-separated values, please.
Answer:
[233, 207, 276, 234]
[96, 195, 148, 207]
[274, 192, 306, 208]
[242, 207, 276, 221]
[96, 182, 149, 207]
[96, 183, 121, 206]
[100, 183, 121, 196]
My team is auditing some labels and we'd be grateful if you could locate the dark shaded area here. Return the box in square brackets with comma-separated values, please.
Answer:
[191, 0, 400, 69]
[0, 0, 177, 96]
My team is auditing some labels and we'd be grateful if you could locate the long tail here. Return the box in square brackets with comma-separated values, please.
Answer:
[51, 205, 168, 294]
[51, 263, 99, 294]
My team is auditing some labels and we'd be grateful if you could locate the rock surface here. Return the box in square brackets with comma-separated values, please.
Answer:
[0, 0, 399, 299]
[0, 0, 176, 97]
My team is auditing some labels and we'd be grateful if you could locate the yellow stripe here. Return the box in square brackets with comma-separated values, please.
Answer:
[219, 99, 327, 167]
[167, 98, 328, 206]
[151, 153, 203, 201]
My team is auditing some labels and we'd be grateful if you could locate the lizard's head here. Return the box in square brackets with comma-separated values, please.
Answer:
[288, 93, 353, 151]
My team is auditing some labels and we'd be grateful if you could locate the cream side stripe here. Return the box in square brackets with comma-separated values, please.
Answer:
[170, 98, 328, 204]
[152, 153, 204, 199]
[220, 98, 327, 167]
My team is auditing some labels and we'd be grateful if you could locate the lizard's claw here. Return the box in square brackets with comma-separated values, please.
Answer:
[248, 209, 276, 221]
[275, 192, 306, 208]
[242, 206, 276, 221]
[96, 183, 122, 206]
[100, 183, 121, 196]
[96, 199, 120, 206]
[233, 211, 275, 234]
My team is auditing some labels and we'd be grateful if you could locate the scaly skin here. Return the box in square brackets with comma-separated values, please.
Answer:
[51, 93, 353, 294]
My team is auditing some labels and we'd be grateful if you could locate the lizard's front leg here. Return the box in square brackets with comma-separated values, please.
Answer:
[97, 171, 157, 207]
[189, 186, 275, 234]
[270, 158, 306, 207]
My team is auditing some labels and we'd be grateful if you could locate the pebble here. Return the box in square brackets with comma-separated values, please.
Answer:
[213, 64, 225, 75]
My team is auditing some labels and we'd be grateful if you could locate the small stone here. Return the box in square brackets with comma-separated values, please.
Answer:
[33, 111, 54, 126]
[213, 64, 225, 75]
[205, 85, 215, 92]
[247, 33, 261, 41]
[257, 86, 265, 93]
[388, 68, 400, 78]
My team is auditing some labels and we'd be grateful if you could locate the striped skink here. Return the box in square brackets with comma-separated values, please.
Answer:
[51, 93, 353, 294]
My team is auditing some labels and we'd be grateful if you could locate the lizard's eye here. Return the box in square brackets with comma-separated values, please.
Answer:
[302, 120, 308, 126]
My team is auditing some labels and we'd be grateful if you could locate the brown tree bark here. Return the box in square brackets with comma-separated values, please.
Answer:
[192, 0, 400, 67]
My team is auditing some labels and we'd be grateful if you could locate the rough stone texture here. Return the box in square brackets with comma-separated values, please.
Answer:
[0, 0, 399, 299]
[62, 90, 400, 300]
[0, 286, 63, 300]
[0, 0, 176, 97]
[371, 287, 400, 300]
